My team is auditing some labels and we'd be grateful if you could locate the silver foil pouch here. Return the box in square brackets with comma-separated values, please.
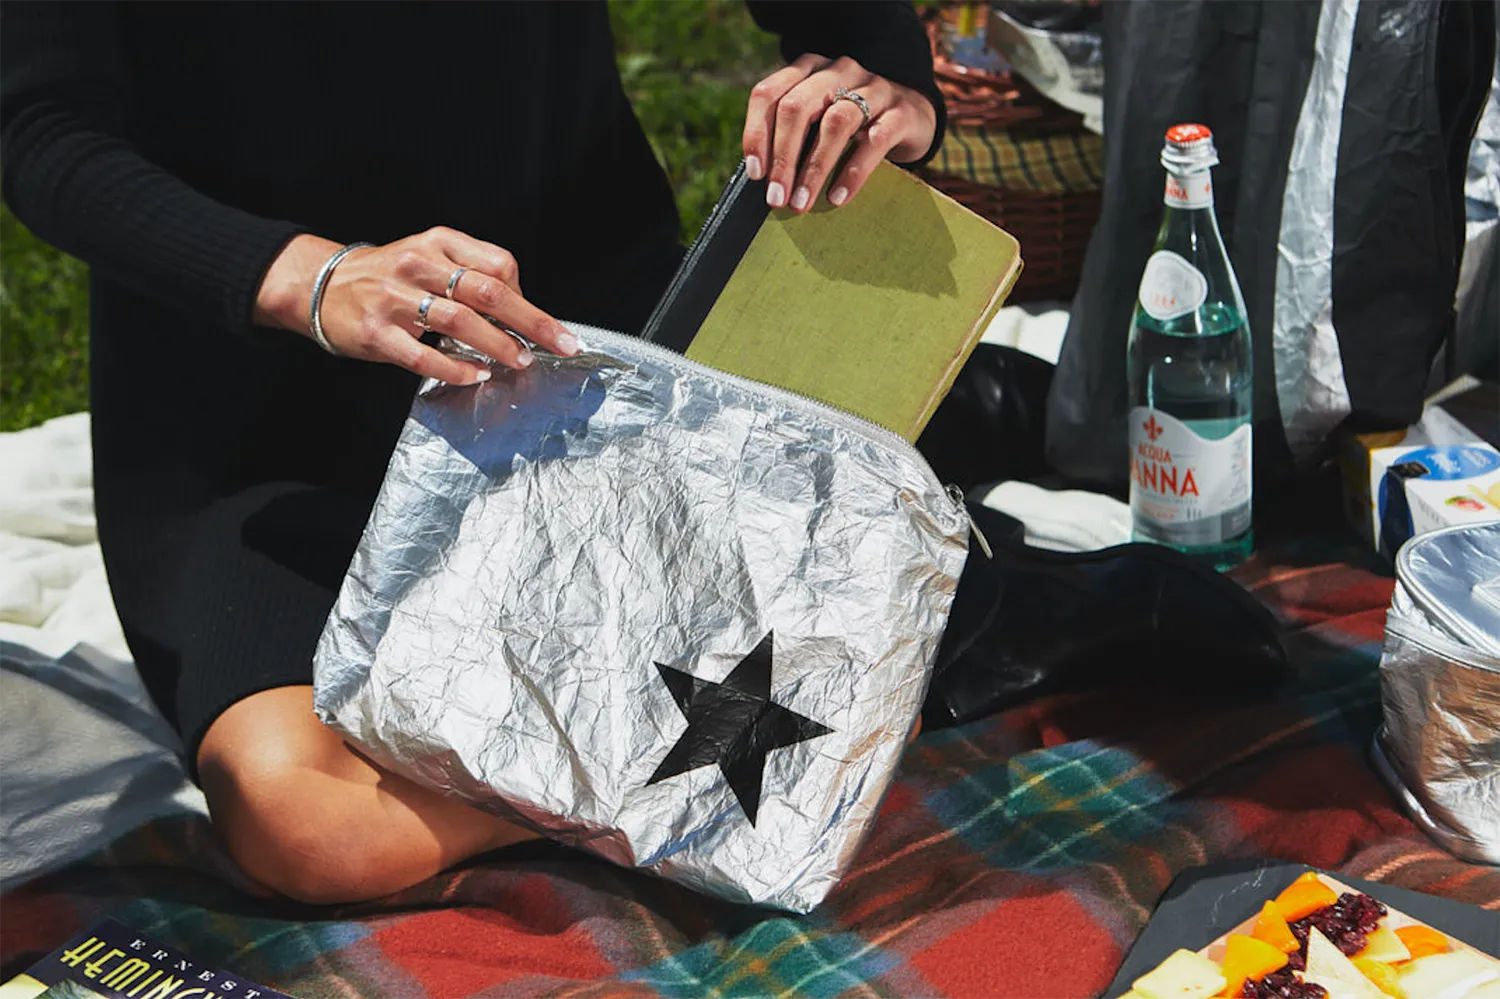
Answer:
[1374, 521, 1500, 865]
[312, 324, 972, 911]
[987, 8, 1104, 135]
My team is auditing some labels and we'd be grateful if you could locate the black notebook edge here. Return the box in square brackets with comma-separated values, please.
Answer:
[639, 160, 771, 354]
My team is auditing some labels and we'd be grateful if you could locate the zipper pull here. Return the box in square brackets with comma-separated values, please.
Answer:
[946, 484, 992, 560]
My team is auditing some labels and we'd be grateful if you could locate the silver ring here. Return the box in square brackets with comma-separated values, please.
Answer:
[444, 267, 467, 300]
[832, 86, 871, 128]
[415, 293, 436, 333]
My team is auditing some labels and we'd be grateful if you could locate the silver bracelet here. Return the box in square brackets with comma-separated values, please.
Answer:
[308, 241, 374, 356]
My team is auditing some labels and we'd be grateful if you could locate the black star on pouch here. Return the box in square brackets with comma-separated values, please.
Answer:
[648, 631, 833, 825]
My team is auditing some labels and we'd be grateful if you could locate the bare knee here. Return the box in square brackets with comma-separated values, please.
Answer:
[196, 688, 389, 905]
[197, 685, 529, 904]
[199, 740, 385, 904]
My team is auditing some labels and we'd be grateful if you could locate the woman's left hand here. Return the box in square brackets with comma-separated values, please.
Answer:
[742, 53, 938, 213]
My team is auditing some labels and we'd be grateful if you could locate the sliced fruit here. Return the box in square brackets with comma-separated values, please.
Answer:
[1394, 924, 1451, 961]
[1273, 877, 1340, 922]
[1394, 951, 1500, 999]
[1351, 958, 1406, 998]
[1132, 948, 1228, 999]
[1252, 900, 1301, 955]
[1355, 925, 1412, 965]
[1292, 871, 1326, 886]
[1219, 933, 1290, 997]
[1304, 928, 1388, 999]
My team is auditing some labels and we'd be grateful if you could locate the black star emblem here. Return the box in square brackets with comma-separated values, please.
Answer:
[647, 631, 833, 825]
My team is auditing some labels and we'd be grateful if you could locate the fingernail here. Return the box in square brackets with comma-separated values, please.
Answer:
[746, 155, 763, 180]
[474, 368, 492, 383]
[515, 350, 533, 368]
[791, 186, 810, 211]
[829, 186, 849, 207]
[766, 181, 786, 208]
[555, 331, 579, 355]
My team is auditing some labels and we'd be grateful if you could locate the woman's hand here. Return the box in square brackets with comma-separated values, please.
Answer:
[742, 54, 938, 213]
[254, 228, 578, 385]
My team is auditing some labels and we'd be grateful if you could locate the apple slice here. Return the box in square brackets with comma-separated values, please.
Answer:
[1395, 952, 1500, 999]
[1351, 958, 1405, 998]
[1463, 980, 1500, 999]
[1355, 925, 1411, 965]
[1131, 949, 1227, 999]
[1303, 928, 1388, 999]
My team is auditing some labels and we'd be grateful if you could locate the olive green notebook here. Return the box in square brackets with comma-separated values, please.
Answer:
[641, 159, 1023, 442]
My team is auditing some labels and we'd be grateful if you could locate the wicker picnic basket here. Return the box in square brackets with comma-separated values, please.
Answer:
[918, 10, 1102, 303]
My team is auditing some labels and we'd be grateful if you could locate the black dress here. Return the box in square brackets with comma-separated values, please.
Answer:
[0, 1, 943, 770]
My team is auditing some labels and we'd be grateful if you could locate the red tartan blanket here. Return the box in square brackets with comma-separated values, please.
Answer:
[3, 521, 1496, 999]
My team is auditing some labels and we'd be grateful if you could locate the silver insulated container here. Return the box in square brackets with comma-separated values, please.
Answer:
[1374, 521, 1500, 865]
[312, 324, 972, 912]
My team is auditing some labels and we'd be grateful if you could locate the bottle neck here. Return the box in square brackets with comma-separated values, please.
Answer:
[1159, 167, 1229, 258]
[1163, 168, 1215, 212]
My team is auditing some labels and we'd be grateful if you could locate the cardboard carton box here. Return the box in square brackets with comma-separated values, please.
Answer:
[1340, 382, 1500, 558]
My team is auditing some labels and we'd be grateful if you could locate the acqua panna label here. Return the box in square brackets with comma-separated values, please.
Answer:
[1129, 406, 1251, 526]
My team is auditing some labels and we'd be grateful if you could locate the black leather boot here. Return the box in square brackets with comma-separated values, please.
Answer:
[923, 499, 1290, 729]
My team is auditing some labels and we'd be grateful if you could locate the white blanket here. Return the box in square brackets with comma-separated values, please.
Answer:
[0, 412, 207, 892]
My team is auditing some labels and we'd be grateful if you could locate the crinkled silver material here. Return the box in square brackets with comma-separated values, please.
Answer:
[987, 9, 1103, 135]
[1272, 0, 1356, 460]
[313, 324, 970, 911]
[1376, 522, 1500, 866]
[1464, 46, 1499, 219]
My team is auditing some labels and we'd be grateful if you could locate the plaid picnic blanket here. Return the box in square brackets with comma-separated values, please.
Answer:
[3, 504, 1496, 998]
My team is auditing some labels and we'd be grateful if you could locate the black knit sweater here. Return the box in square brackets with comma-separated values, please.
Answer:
[0, 1, 944, 756]
[2, 2, 944, 342]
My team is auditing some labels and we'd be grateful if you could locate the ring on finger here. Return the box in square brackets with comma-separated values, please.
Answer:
[415, 293, 437, 333]
[444, 267, 468, 300]
[832, 86, 872, 128]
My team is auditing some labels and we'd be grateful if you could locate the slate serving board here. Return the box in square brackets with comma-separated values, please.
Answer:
[1106, 859, 1500, 998]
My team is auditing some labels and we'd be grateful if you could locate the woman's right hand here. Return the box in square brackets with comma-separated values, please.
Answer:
[254, 228, 578, 385]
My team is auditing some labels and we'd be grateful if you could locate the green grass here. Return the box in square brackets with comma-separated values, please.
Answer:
[1, 202, 92, 431]
[611, 0, 780, 242]
[0, 0, 780, 432]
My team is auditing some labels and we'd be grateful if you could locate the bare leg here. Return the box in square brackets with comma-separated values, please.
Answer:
[197, 685, 537, 905]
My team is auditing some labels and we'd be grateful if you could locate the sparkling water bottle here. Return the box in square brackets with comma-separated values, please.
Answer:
[1127, 124, 1253, 569]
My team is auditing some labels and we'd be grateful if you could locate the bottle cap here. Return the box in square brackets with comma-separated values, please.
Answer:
[1162, 123, 1219, 174]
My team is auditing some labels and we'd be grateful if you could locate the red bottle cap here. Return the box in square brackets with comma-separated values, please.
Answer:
[1166, 124, 1213, 144]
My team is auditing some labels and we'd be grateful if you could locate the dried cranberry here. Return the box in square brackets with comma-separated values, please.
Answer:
[1286, 892, 1385, 961]
[1241, 970, 1327, 998]
[1341, 892, 1386, 932]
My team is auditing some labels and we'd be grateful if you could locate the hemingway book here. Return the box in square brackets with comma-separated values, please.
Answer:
[0, 919, 294, 999]
[641, 158, 1023, 443]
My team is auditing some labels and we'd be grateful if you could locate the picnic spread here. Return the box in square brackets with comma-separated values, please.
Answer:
[3, 5, 1498, 998]
[2, 408, 1496, 997]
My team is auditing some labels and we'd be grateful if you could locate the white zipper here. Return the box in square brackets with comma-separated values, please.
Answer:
[453, 322, 989, 556]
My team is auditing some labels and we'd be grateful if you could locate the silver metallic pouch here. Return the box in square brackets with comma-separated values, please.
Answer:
[1374, 521, 1500, 865]
[987, 9, 1104, 135]
[312, 324, 972, 911]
